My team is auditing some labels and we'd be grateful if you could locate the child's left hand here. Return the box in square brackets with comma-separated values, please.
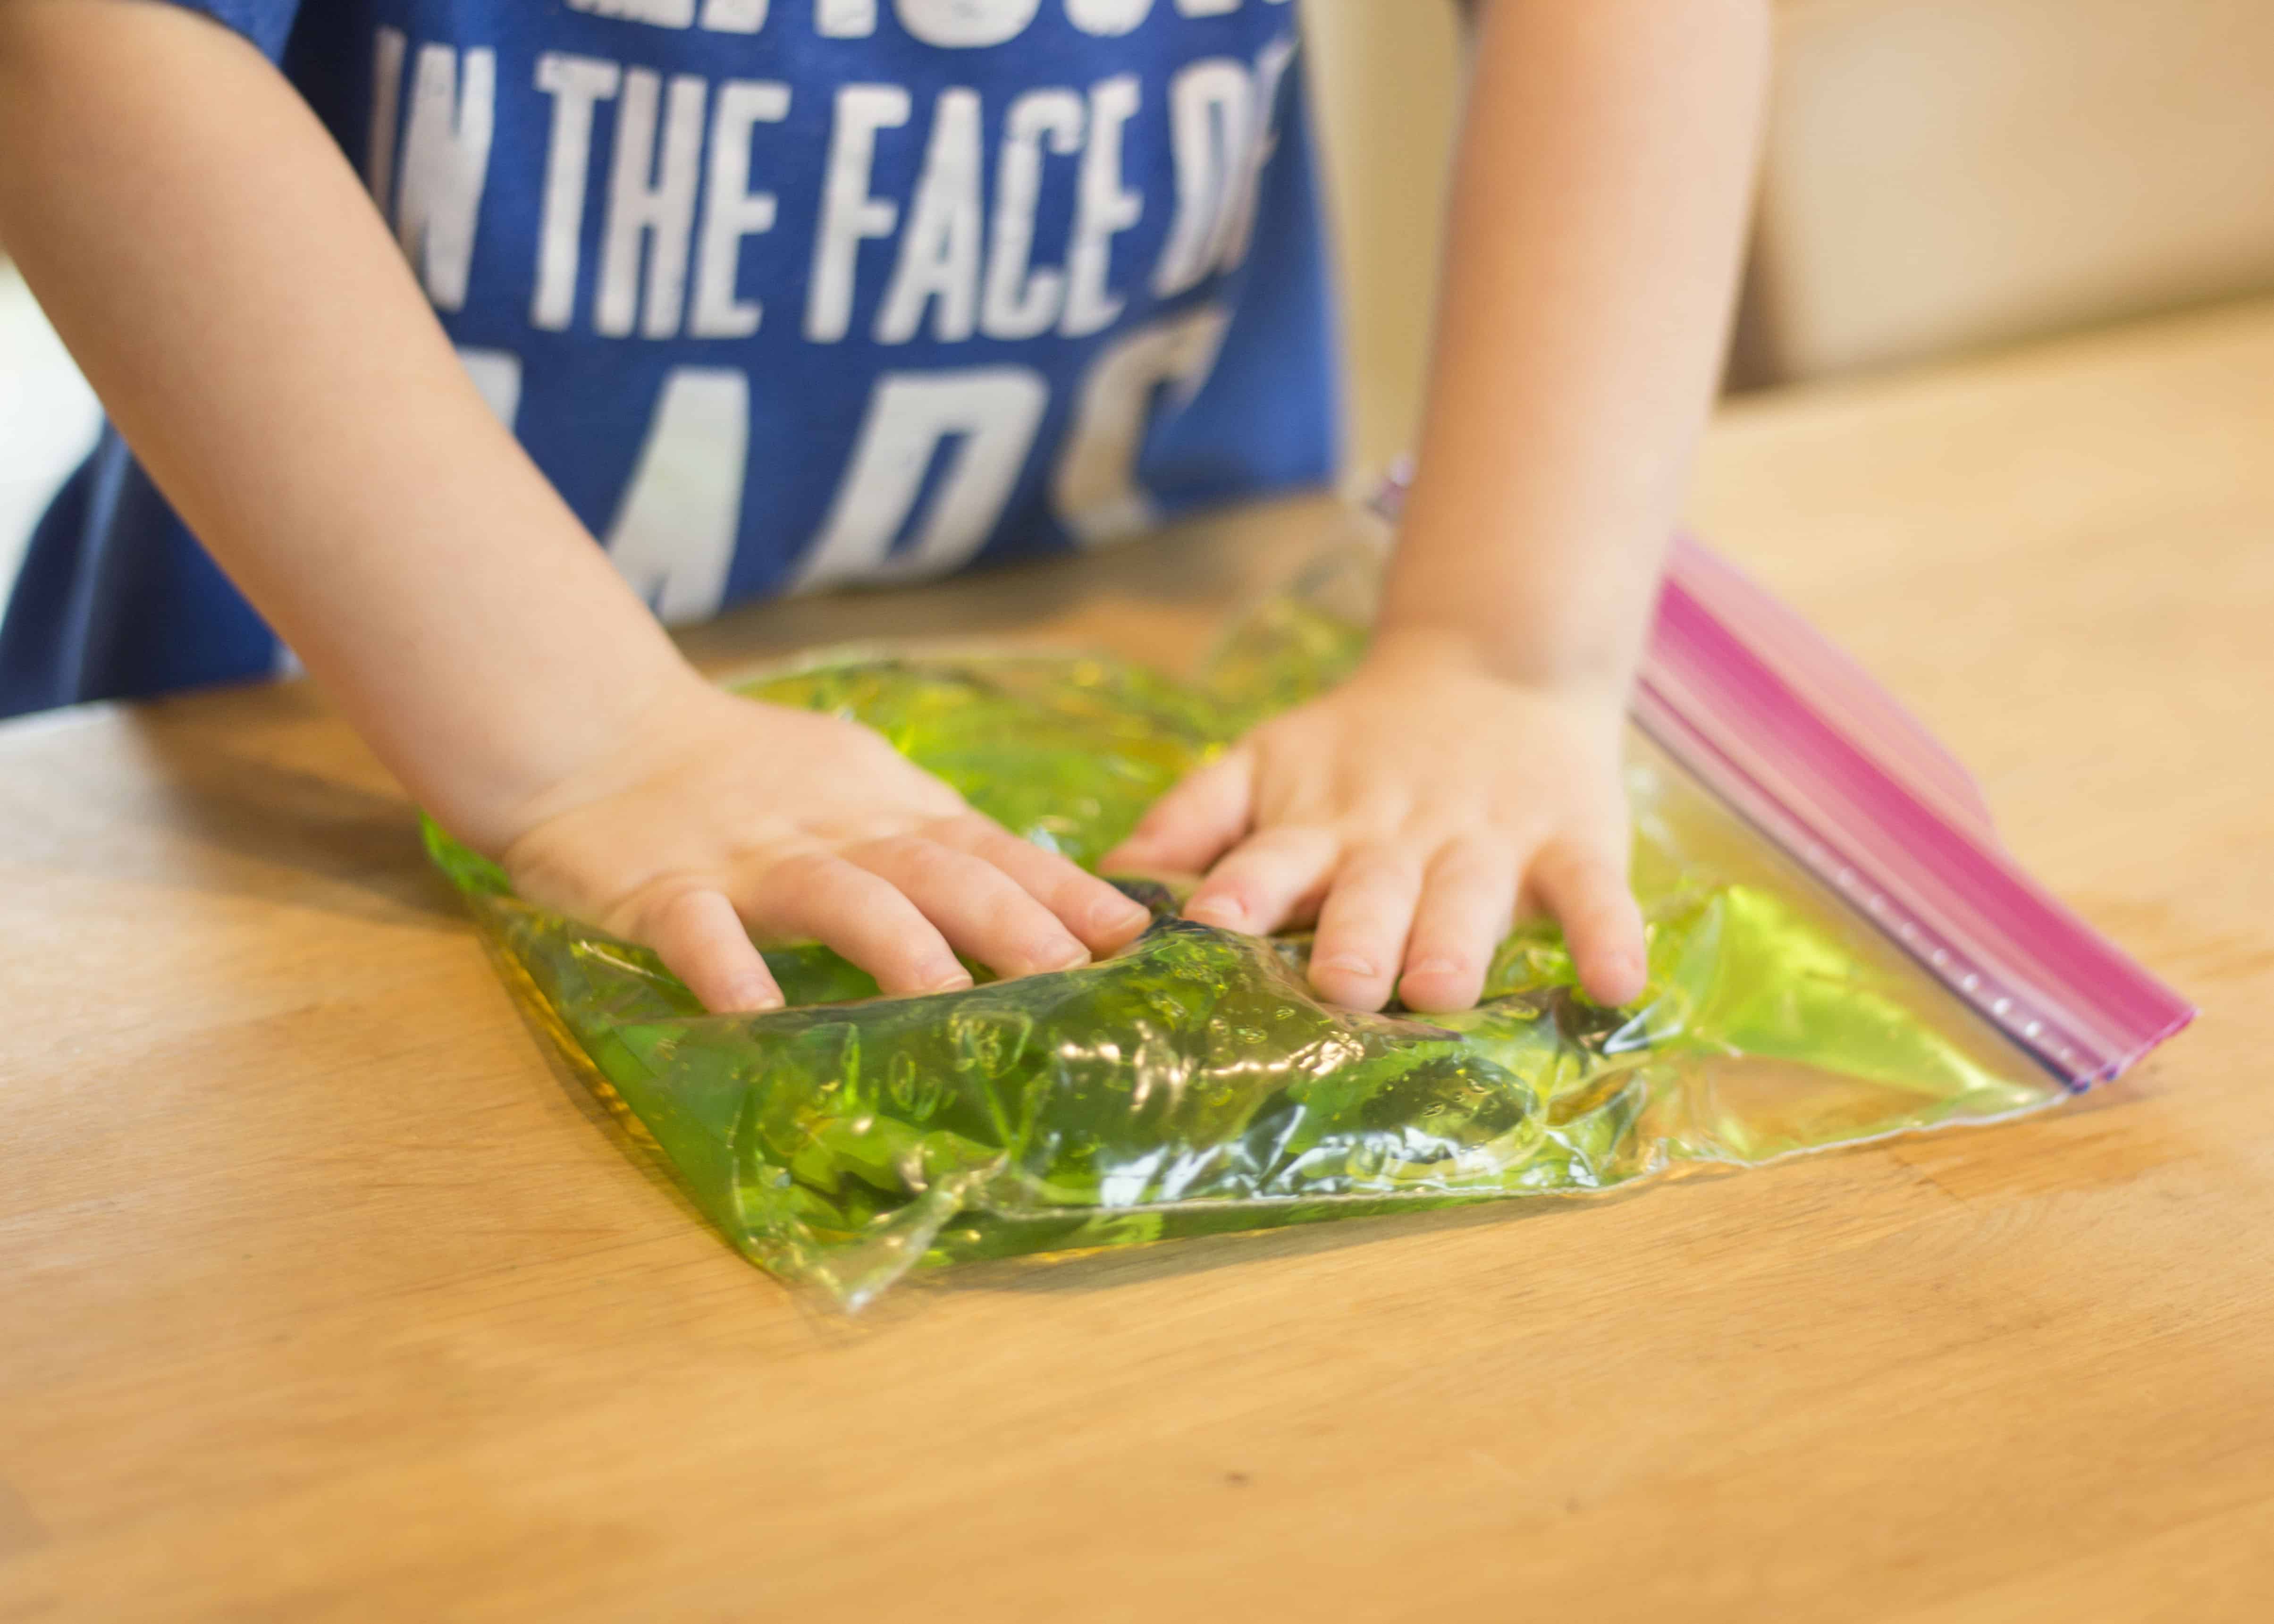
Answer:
[1103, 628, 1647, 1014]
[1105, 0, 1769, 1014]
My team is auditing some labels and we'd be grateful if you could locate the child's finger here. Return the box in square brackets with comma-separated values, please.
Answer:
[740, 853, 973, 997]
[1307, 845, 1423, 1011]
[1184, 825, 1339, 936]
[1526, 838, 1648, 1006]
[847, 836, 1093, 979]
[1398, 838, 1522, 1013]
[1100, 745, 1256, 875]
[634, 887, 786, 1014]
[932, 814, 1152, 953]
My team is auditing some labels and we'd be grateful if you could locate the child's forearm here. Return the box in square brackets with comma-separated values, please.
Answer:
[1381, 0, 1769, 698]
[0, 1, 691, 850]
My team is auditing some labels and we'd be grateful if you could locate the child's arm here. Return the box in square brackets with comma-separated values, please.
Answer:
[0, 0, 1149, 1010]
[1108, 0, 1769, 1012]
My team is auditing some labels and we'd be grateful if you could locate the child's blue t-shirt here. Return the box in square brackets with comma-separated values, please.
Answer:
[0, 0, 1339, 716]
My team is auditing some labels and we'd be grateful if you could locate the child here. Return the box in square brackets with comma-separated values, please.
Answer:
[0, 0, 1766, 1017]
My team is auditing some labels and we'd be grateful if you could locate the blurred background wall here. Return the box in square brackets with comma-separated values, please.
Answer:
[8, 0, 2274, 599]
[1297, 0, 1463, 477]
[0, 257, 101, 598]
[1303, 0, 2274, 418]
[1733, 0, 2274, 385]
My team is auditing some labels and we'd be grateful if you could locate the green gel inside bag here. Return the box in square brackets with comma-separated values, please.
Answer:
[428, 602, 2060, 1308]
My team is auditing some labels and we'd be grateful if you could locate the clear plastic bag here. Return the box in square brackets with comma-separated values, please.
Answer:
[428, 509, 2190, 1309]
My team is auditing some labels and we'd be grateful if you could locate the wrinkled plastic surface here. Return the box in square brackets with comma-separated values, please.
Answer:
[427, 568, 2063, 1307]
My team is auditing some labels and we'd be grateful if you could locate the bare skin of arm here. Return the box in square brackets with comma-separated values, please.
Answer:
[1109, 0, 1769, 1011]
[1, 0, 1763, 1017]
[0, 0, 1151, 1011]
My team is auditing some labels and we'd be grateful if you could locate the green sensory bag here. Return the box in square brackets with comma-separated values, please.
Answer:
[429, 522, 2190, 1308]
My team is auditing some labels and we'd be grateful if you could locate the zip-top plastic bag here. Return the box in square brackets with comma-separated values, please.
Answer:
[428, 496, 2192, 1308]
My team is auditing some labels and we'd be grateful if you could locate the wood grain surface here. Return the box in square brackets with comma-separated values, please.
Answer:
[5, 301, 2272, 1622]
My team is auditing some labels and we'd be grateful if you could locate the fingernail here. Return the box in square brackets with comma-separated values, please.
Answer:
[1406, 957, 1459, 979]
[923, 969, 976, 994]
[1038, 940, 1091, 971]
[1319, 952, 1375, 978]
[1596, 954, 1646, 1001]
[1187, 897, 1244, 927]
[1095, 895, 1151, 931]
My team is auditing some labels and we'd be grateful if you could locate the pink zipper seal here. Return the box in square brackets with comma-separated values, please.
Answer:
[1637, 539, 2194, 1087]
[1369, 468, 2195, 1088]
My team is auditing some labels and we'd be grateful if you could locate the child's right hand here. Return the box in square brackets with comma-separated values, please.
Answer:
[489, 674, 1154, 1013]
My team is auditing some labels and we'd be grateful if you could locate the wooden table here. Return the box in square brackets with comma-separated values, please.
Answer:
[6, 301, 2272, 1622]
